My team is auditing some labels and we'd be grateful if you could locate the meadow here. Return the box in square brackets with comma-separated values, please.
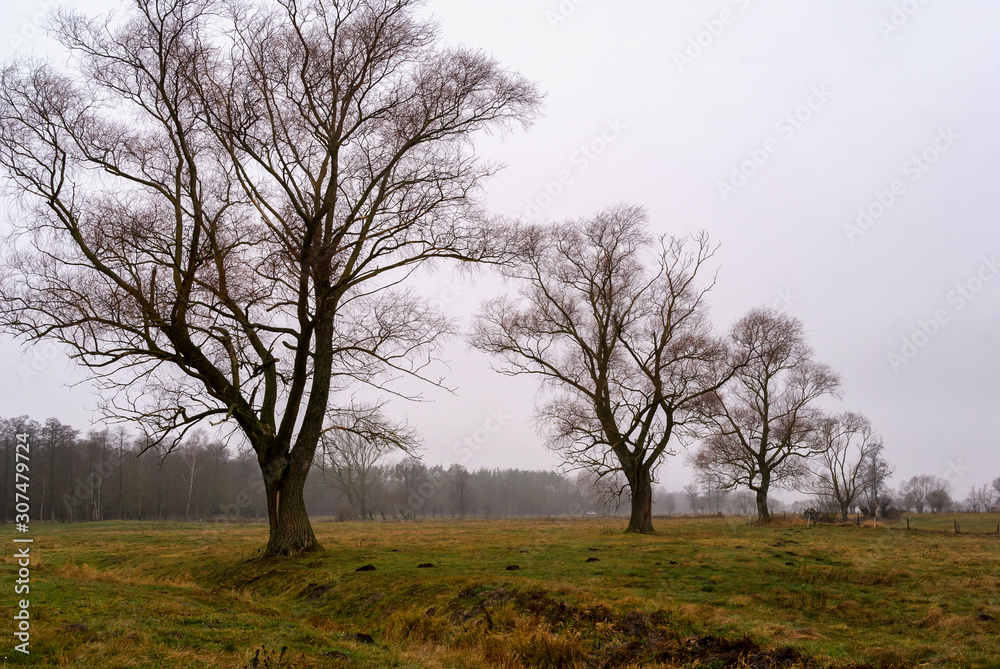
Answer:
[3, 515, 1000, 668]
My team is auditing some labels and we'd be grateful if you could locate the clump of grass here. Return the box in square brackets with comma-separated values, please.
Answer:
[242, 645, 290, 668]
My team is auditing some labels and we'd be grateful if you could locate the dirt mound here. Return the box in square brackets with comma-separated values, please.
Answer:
[443, 585, 900, 668]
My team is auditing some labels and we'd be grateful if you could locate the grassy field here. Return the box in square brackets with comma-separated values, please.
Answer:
[3, 515, 1000, 668]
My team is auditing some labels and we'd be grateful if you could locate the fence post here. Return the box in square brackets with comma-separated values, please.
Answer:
[954, 519, 959, 534]
[906, 517, 909, 530]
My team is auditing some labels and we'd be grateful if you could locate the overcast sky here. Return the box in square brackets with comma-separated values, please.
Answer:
[1, 0, 998, 496]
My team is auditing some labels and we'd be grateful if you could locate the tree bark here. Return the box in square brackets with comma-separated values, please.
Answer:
[626, 467, 655, 533]
[262, 456, 320, 556]
[755, 487, 770, 522]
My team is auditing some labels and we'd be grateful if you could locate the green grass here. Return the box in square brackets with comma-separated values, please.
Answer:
[3, 516, 1000, 668]
[885, 512, 1000, 534]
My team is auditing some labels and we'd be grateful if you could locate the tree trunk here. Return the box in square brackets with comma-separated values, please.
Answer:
[755, 487, 770, 522]
[262, 456, 320, 557]
[626, 467, 654, 533]
[840, 504, 849, 522]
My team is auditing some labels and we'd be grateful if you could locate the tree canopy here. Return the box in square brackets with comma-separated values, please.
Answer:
[0, 0, 541, 555]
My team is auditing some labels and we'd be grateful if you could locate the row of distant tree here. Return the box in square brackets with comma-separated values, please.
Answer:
[684, 474, 1000, 519]
[0, 414, 632, 522]
[4, 414, 997, 524]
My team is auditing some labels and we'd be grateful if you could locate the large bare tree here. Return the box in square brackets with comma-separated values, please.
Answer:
[691, 308, 840, 521]
[0, 0, 541, 555]
[472, 205, 730, 533]
[807, 412, 887, 521]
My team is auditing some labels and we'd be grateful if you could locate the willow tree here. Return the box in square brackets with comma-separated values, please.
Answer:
[691, 309, 841, 521]
[0, 0, 541, 556]
[472, 205, 730, 533]
[808, 412, 887, 521]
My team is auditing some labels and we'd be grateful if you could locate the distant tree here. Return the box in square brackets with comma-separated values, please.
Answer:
[112, 426, 131, 520]
[656, 488, 677, 516]
[388, 457, 430, 519]
[180, 433, 206, 521]
[926, 487, 952, 513]
[724, 490, 756, 515]
[858, 440, 894, 519]
[473, 206, 730, 533]
[0, 0, 540, 556]
[683, 483, 702, 515]
[42, 418, 78, 522]
[695, 485, 726, 514]
[964, 485, 993, 513]
[447, 465, 472, 518]
[316, 409, 416, 519]
[1, 416, 41, 522]
[899, 475, 950, 513]
[691, 308, 840, 521]
[992, 477, 1000, 509]
[808, 413, 888, 521]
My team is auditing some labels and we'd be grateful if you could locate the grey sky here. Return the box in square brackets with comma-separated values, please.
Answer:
[1, 0, 998, 496]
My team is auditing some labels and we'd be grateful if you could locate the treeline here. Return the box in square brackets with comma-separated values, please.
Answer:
[0, 415, 653, 523]
[1, 416, 265, 523]
[5, 415, 997, 524]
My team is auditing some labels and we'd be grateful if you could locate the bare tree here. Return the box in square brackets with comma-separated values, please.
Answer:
[691, 308, 841, 522]
[964, 485, 993, 513]
[317, 405, 417, 519]
[447, 464, 472, 518]
[724, 489, 756, 515]
[899, 474, 950, 513]
[180, 432, 207, 521]
[473, 206, 730, 533]
[317, 433, 386, 520]
[0, 0, 541, 555]
[808, 412, 887, 521]
[682, 483, 701, 515]
[926, 487, 952, 513]
[858, 439, 894, 518]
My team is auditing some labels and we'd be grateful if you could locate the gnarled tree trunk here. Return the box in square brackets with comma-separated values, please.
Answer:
[262, 454, 320, 556]
[755, 486, 770, 522]
[626, 467, 655, 533]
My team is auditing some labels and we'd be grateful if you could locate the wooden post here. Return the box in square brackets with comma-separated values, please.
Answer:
[906, 517, 909, 530]
[856, 515, 860, 527]
[954, 519, 959, 534]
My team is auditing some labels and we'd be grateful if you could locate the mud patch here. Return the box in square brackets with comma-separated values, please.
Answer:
[440, 585, 898, 668]
[299, 583, 331, 600]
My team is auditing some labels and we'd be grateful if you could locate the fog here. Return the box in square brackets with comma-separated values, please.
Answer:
[2, 0, 998, 495]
